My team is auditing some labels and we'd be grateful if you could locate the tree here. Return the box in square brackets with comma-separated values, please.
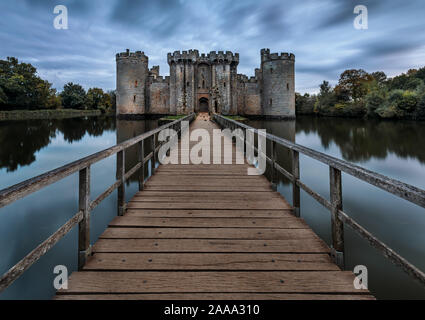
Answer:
[86, 88, 111, 112]
[60, 82, 87, 109]
[319, 81, 331, 94]
[365, 89, 386, 116]
[334, 69, 373, 101]
[371, 71, 387, 84]
[0, 57, 59, 110]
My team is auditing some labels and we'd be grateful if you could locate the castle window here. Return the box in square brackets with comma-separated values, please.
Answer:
[287, 83, 289, 90]
[187, 82, 190, 87]
[133, 95, 136, 102]
[270, 68, 273, 74]
[202, 80, 205, 89]
[224, 82, 226, 88]
[223, 65, 225, 71]
[135, 80, 138, 87]
[270, 99, 272, 106]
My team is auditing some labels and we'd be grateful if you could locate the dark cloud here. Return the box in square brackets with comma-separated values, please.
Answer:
[0, 0, 424, 93]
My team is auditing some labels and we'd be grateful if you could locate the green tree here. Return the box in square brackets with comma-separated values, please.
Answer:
[0, 57, 59, 110]
[60, 82, 87, 109]
[365, 89, 386, 117]
[86, 87, 111, 112]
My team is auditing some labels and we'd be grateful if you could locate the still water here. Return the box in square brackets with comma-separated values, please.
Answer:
[0, 115, 424, 299]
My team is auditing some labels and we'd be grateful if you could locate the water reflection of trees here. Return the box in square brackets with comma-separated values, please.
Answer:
[246, 120, 296, 186]
[296, 116, 425, 164]
[0, 117, 116, 172]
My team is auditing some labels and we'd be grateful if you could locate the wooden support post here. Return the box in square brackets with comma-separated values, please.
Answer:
[138, 140, 144, 191]
[151, 133, 156, 175]
[330, 166, 345, 269]
[291, 150, 300, 217]
[271, 140, 277, 191]
[117, 150, 125, 216]
[78, 166, 91, 270]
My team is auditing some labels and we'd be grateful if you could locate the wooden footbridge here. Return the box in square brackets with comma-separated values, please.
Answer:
[1, 113, 425, 300]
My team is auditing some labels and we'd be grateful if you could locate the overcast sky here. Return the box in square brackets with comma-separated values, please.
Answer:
[1, 0, 424, 93]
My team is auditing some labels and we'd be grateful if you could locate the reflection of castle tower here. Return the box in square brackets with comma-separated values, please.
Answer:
[116, 48, 295, 118]
[116, 119, 156, 183]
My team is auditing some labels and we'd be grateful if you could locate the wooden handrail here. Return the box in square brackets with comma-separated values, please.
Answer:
[0, 113, 195, 293]
[213, 113, 425, 286]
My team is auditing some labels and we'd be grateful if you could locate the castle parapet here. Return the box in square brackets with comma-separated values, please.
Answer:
[167, 49, 199, 64]
[261, 48, 295, 63]
[116, 49, 148, 61]
[208, 51, 239, 64]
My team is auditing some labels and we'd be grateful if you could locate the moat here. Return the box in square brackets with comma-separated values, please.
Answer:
[0, 116, 425, 300]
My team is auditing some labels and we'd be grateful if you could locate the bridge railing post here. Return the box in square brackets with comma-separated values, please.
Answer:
[78, 166, 91, 270]
[117, 150, 125, 216]
[329, 166, 345, 269]
[152, 133, 156, 175]
[271, 140, 277, 191]
[292, 150, 300, 217]
[138, 140, 144, 191]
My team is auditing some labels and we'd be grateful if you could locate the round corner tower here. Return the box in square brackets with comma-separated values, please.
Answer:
[116, 49, 149, 116]
[260, 49, 295, 118]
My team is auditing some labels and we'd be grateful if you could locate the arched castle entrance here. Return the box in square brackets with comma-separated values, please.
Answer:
[199, 97, 209, 112]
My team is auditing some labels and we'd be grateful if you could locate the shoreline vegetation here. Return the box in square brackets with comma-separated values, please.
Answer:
[0, 109, 115, 121]
[3, 56, 425, 122]
[296, 67, 425, 120]
[0, 57, 116, 120]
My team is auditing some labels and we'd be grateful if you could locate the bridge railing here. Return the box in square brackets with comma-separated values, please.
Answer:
[0, 113, 195, 293]
[213, 113, 425, 287]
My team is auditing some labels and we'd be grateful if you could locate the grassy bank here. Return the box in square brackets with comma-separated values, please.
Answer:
[0, 109, 112, 121]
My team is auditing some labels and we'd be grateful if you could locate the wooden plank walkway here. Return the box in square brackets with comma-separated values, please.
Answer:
[55, 113, 374, 300]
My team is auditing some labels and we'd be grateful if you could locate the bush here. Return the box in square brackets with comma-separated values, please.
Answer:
[365, 90, 386, 116]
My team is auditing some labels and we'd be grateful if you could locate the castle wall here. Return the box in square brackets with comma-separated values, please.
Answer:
[149, 77, 170, 114]
[244, 80, 261, 115]
[116, 48, 295, 118]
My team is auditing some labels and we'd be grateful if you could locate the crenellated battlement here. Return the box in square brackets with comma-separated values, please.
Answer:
[261, 48, 295, 63]
[167, 50, 239, 65]
[208, 51, 239, 64]
[116, 49, 148, 61]
[167, 49, 200, 64]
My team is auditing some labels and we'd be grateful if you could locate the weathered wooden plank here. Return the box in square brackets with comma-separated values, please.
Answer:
[54, 293, 375, 300]
[83, 253, 339, 271]
[143, 185, 273, 192]
[133, 191, 281, 198]
[125, 202, 290, 210]
[58, 271, 366, 294]
[124, 209, 292, 218]
[109, 217, 305, 228]
[100, 227, 313, 239]
[93, 238, 330, 253]
[130, 197, 289, 206]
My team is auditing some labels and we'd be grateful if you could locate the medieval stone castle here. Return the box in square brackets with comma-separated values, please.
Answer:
[116, 49, 295, 118]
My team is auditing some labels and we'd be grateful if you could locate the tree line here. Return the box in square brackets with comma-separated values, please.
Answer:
[0, 57, 116, 113]
[296, 67, 425, 119]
